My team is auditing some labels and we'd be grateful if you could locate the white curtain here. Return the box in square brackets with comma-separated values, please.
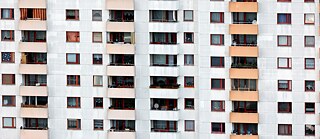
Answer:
[94, 76, 103, 86]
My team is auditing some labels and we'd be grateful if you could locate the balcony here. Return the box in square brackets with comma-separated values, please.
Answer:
[230, 91, 258, 101]
[107, 88, 135, 98]
[19, 64, 47, 75]
[107, 32, 134, 44]
[20, 107, 48, 118]
[151, 120, 178, 133]
[230, 135, 259, 139]
[19, 21, 47, 30]
[229, 24, 258, 35]
[230, 112, 259, 123]
[20, 86, 48, 96]
[22, 74, 47, 86]
[19, 0, 47, 8]
[19, 42, 47, 53]
[108, 76, 134, 88]
[106, 0, 134, 10]
[107, 44, 135, 54]
[107, 22, 134, 32]
[229, 2, 258, 13]
[232, 123, 258, 136]
[109, 10, 134, 22]
[150, 33, 177, 45]
[229, 69, 258, 79]
[229, 46, 258, 57]
[150, 76, 180, 89]
[108, 110, 135, 120]
[107, 66, 135, 76]
[20, 130, 48, 139]
[108, 132, 135, 139]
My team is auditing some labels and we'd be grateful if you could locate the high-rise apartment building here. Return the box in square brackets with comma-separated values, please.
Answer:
[0, 0, 318, 138]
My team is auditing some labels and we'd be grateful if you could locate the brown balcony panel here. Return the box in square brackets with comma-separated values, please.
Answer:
[106, 0, 134, 10]
[108, 110, 135, 120]
[20, 130, 48, 139]
[20, 108, 48, 118]
[230, 91, 259, 101]
[19, 42, 47, 53]
[108, 132, 135, 139]
[107, 22, 134, 32]
[107, 66, 135, 76]
[19, 0, 46, 8]
[19, 20, 47, 30]
[229, 69, 258, 79]
[230, 135, 259, 139]
[19, 64, 47, 74]
[229, 46, 258, 57]
[107, 44, 135, 54]
[229, 2, 258, 12]
[230, 112, 259, 123]
[229, 24, 258, 35]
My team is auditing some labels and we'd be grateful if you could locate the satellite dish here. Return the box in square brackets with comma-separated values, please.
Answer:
[154, 103, 159, 109]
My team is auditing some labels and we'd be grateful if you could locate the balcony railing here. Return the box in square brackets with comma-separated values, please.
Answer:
[21, 103, 48, 108]
[21, 127, 48, 130]
[231, 63, 257, 69]
[109, 129, 135, 132]
[150, 84, 180, 89]
[151, 128, 177, 132]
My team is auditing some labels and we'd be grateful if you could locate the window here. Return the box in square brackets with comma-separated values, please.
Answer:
[278, 102, 292, 113]
[211, 57, 224, 67]
[185, 98, 194, 109]
[66, 10, 79, 20]
[184, 10, 193, 21]
[2, 96, 15, 106]
[278, 80, 292, 91]
[278, 124, 292, 135]
[184, 32, 194, 43]
[93, 75, 103, 86]
[211, 79, 225, 90]
[210, 34, 224, 45]
[1, 30, 14, 41]
[92, 10, 102, 21]
[184, 55, 194, 66]
[305, 58, 315, 69]
[20, 9, 46, 20]
[92, 32, 102, 43]
[94, 120, 103, 130]
[2, 117, 15, 128]
[67, 97, 81, 108]
[211, 101, 225, 112]
[184, 77, 194, 88]
[305, 0, 314, 2]
[277, 13, 291, 24]
[305, 80, 315, 92]
[66, 53, 80, 64]
[277, 36, 291, 46]
[277, 58, 291, 69]
[67, 119, 81, 130]
[304, 14, 314, 24]
[66, 31, 80, 42]
[94, 97, 103, 108]
[305, 103, 315, 113]
[211, 123, 225, 133]
[1, 52, 14, 63]
[305, 124, 315, 136]
[1, 9, 14, 19]
[210, 12, 224, 23]
[2, 74, 15, 85]
[67, 75, 80, 86]
[305, 36, 315, 47]
[185, 120, 195, 131]
[93, 54, 102, 64]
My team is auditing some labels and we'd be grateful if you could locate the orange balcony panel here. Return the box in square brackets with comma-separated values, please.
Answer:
[19, 64, 47, 74]
[108, 110, 135, 120]
[19, 0, 46, 8]
[230, 112, 259, 123]
[20, 130, 48, 139]
[106, 44, 135, 54]
[108, 132, 135, 139]
[106, 0, 134, 10]
[19, 42, 47, 53]
[229, 69, 258, 79]
[230, 91, 259, 101]
[19, 20, 47, 30]
[20, 86, 48, 96]
[20, 108, 48, 118]
[229, 46, 258, 57]
[107, 22, 134, 32]
[229, 24, 258, 35]
[107, 66, 135, 76]
[229, 2, 258, 12]
[107, 88, 135, 98]
[230, 135, 259, 139]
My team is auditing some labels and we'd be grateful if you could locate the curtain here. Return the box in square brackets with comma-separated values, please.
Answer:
[278, 36, 288, 45]
[278, 14, 287, 23]
[278, 58, 288, 67]
[153, 33, 165, 43]
[212, 101, 221, 110]
[94, 76, 103, 85]
[67, 32, 79, 42]
[92, 10, 102, 21]
[306, 59, 314, 68]
[2, 75, 13, 84]
[93, 33, 102, 42]
[279, 125, 290, 135]
[279, 80, 288, 89]
[2, 9, 11, 19]
[185, 55, 194, 65]
[305, 14, 314, 24]
[68, 98, 76, 107]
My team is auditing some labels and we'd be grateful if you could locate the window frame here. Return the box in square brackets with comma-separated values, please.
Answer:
[184, 98, 195, 110]
[93, 97, 103, 108]
[305, 80, 315, 92]
[211, 122, 225, 134]
[184, 76, 194, 88]
[277, 57, 292, 69]
[304, 36, 315, 47]
[66, 9, 79, 20]
[278, 102, 292, 113]
[2, 117, 15, 128]
[278, 124, 292, 136]
[1, 9, 14, 20]
[92, 32, 102, 43]
[211, 100, 225, 112]
[278, 80, 292, 91]
[1, 52, 15, 63]
[185, 120, 195, 132]
[67, 75, 81, 86]
[1, 30, 14, 41]
[2, 95, 16, 107]
[277, 13, 291, 24]
[305, 58, 315, 69]
[183, 10, 193, 22]
[210, 12, 224, 23]
[2, 74, 15, 85]
[67, 97, 81, 108]
[211, 79, 225, 90]
[305, 102, 315, 113]
[66, 53, 80, 64]
[277, 35, 292, 47]
[211, 57, 224, 68]
[67, 119, 81, 130]
[210, 34, 224, 45]
[184, 32, 194, 43]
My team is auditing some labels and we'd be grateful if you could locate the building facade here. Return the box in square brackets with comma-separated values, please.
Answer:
[0, 0, 319, 139]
